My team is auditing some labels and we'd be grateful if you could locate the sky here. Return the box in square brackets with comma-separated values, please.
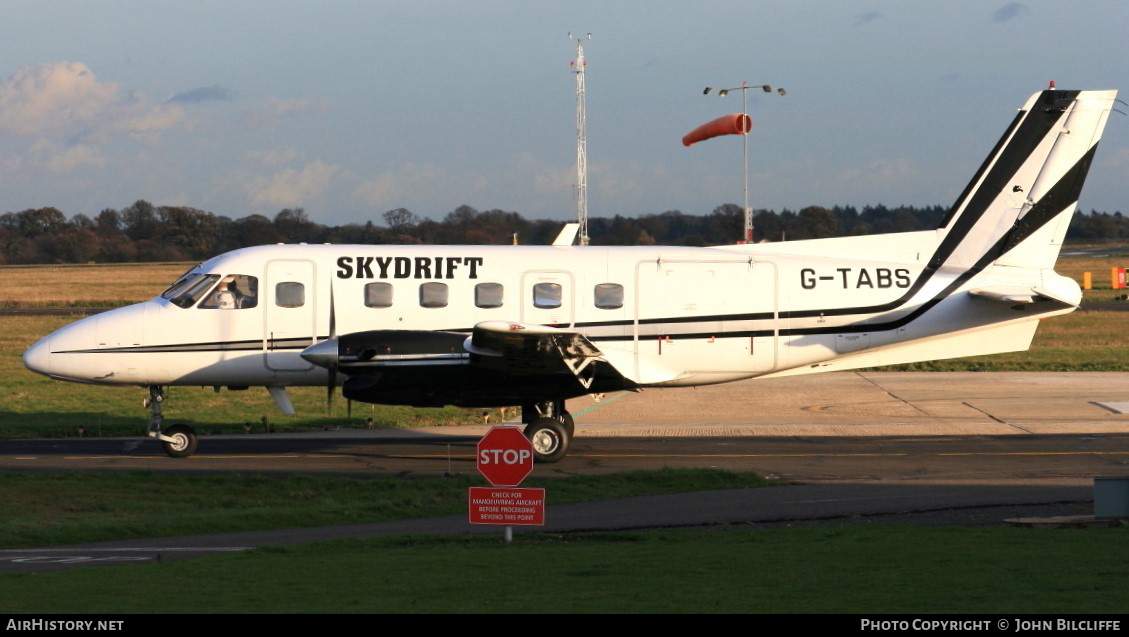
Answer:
[0, 0, 1126, 227]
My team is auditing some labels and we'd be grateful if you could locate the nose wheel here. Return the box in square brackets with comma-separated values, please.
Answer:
[161, 424, 198, 458]
[145, 385, 199, 458]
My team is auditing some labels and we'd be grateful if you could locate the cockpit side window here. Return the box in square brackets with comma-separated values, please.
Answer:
[169, 274, 220, 309]
[199, 275, 259, 309]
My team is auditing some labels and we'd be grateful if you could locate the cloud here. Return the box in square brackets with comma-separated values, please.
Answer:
[31, 140, 105, 173]
[533, 164, 573, 194]
[245, 160, 339, 207]
[244, 97, 330, 127]
[993, 2, 1027, 22]
[836, 158, 917, 192]
[353, 163, 441, 208]
[854, 11, 881, 26]
[100, 101, 185, 142]
[0, 61, 188, 172]
[0, 62, 117, 136]
[169, 84, 234, 104]
[246, 148, 299, 167]
[591, 161, 646, 200]
[0, 153, 25, 185]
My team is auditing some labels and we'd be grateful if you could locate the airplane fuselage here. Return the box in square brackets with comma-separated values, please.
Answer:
[23, 233, 1075, 401]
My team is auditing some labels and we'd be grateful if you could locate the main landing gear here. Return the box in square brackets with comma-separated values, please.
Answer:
[145, 385, 198, 458]
[522, 399, 574, 464]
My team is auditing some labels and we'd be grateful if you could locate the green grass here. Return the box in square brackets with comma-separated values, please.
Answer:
[0, 469, 1123, 614]
[2, 526, 1127, 613]
[0, 470, 773, 549]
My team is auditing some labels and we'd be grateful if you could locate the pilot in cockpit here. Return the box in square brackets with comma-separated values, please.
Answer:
[213, 279, 237, 309]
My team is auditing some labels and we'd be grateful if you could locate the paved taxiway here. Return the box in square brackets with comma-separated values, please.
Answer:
[4, 371, 1127, 481]
[3, 371, 1128, 573]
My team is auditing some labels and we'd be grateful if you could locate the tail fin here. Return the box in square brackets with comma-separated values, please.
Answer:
[930, 89, 1116, 271]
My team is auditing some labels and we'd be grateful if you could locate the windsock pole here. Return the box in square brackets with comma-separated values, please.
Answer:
[695, 82, 786, 243]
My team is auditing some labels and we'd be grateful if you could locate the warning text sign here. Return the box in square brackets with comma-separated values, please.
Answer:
[468, 486, 546, 526]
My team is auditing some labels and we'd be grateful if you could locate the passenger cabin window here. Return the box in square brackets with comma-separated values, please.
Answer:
[364, 282, 393, 308]
[199, 275, 259, 309]
[475, 282, 504, 308]
[275, 282, 305, 308]
[419, 282, 448, 308]
[532, 282, 562, 309]
[594, 283, 624, 309]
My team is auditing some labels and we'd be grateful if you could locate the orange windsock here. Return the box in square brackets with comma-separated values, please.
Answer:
[681, 114, 752, 147]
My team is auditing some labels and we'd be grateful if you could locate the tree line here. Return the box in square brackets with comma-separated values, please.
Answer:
[0, 199, 1124, 265]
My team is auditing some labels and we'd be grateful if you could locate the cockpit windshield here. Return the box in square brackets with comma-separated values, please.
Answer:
[160, 266, 203, 300]
[167, 274, 220, 309]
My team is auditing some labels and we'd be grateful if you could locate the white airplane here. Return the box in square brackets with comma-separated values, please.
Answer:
[22, 88, 1117, 463]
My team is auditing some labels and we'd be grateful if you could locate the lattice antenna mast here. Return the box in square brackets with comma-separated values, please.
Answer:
[570, 32, 591, 246]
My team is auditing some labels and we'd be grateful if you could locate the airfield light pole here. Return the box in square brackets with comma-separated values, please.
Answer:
[703, 82, 786, 243]
[571, 32, 591, 246]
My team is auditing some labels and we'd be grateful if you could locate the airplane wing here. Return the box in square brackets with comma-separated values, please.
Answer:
[465, 321, 605, 388]
[303, 321, 643, 407]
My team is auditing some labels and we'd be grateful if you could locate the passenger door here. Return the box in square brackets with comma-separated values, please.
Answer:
[263, 259, 317, 371]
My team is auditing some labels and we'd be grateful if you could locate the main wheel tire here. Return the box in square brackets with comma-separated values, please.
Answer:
[524, 417, 569, 464]
[560, 411, 575, 438]
[162, 424, 198, 458]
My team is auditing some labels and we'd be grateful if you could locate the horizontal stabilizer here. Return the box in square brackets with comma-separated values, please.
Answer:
[969, 275, 1081, 308]
[968, 287, 1037, 304]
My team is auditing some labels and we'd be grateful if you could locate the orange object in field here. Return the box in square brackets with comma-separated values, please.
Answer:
[682, 114, 751, 147]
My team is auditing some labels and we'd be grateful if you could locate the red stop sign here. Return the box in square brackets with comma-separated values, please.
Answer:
[477, 426, 534, 486]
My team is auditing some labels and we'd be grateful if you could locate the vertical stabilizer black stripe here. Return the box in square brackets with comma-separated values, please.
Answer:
[938, 110, 1024, 229]
[998, 144, 1098, 255]
[929, 90, 1079, 270]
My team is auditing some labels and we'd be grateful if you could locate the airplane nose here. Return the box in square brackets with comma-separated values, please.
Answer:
[22, 336, 52, 377]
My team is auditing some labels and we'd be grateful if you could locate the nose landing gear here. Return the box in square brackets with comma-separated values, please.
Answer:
[144, 385, 198, 458]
